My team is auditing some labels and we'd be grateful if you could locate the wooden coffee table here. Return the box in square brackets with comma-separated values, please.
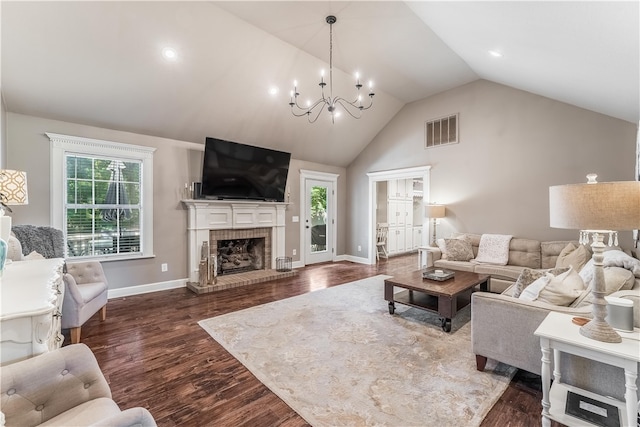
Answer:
[384, 270, 489, 332]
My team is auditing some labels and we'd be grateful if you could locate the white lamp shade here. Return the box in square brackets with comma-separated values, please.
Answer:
[0, 170, 29, 205]
[549, 181, 640, 230]
[425, 204, 446, 219]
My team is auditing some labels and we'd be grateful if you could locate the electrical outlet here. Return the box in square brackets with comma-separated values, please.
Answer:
[358, 245, 362, 251]
[293, 249, 297, 256]
[161, 263, 168, 272]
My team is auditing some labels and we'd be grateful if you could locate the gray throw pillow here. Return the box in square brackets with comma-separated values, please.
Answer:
[513, 267, 569, 298]
[443, 238, 474, 262]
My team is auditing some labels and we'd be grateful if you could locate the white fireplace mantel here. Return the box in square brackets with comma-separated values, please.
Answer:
[183, 199, 287, 282]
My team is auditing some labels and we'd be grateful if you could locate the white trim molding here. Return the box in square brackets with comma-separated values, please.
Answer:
[107, 278, 187, 299]
[366, 165, 432, 265]
[299, 169, 339, 266]
[47, 132, 156, 260]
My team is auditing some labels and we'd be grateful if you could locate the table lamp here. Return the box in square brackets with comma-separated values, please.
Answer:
[425, 204, 446, 246]
[0, 169, 29, 242]
[549, 174, 640, 343]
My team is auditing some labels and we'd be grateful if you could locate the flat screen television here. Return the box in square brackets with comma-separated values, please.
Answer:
[201, 137, 291, 202]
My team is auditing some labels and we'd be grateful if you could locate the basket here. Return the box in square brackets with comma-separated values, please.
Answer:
[276, 256, 292, 272]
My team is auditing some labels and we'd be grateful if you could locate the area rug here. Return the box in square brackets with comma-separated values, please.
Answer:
[199, 275, 516, 426]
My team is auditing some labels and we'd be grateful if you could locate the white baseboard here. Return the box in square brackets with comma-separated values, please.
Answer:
[340, 255, 372, 264]
[292, 260, 305, 269]
[108, 278, 187, 299]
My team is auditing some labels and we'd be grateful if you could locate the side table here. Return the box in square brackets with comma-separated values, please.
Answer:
[534, 311, 640, 427]
[417, 245, 437, 269]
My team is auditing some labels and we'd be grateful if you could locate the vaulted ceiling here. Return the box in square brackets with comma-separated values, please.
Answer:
[2, 1, 638, 167]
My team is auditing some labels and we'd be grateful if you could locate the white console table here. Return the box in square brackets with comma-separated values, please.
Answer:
[535, 311, 640, 427]
[0, 258, 65, 365]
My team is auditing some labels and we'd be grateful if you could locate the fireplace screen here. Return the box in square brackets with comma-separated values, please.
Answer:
[217, 238, 265, 275]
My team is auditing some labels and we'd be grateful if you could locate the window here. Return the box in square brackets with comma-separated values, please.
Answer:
[425, 113, 458, 148]
[48, 133, 156, 260]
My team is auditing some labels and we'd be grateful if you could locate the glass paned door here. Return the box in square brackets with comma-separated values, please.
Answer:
[305, 179, 333, 264]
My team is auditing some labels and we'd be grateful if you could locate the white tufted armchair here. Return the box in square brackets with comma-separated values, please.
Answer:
[0, 343, 156, 426]
[62, 262, 109, 344]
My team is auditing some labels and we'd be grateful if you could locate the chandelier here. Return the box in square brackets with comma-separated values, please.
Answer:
[289, 15, 375, 123]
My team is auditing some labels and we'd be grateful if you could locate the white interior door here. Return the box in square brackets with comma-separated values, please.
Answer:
[304, 178, 334, 264]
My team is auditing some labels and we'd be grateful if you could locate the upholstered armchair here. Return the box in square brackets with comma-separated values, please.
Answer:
[0, 343, 156, 427]
[10, 225, 109, 344]
[62, 262, 109, 344]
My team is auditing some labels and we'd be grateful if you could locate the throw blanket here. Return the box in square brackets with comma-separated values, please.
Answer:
[11, 225, 64, 258]
[580, 249, 640, 285]
[471, 234, 512, 265]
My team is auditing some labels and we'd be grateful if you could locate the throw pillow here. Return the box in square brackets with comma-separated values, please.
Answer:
[518, 275, 550, 301]
[7, 235, 23, 261]
[24, 251, 45, 260]
[443, 238, 474, 262]
[513, 267, 570, 298]
[436, 238, 447, 259]
[472, 234, 512, 265]
[535, 267, 585, 306]
[518, 267, 585, 306]
[555, 243, 589, 272]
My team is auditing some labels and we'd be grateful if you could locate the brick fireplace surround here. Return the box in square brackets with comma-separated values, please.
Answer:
[183, 200, 295, 294]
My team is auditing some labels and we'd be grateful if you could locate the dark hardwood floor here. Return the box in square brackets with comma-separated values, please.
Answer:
[69, 254, 560, 426]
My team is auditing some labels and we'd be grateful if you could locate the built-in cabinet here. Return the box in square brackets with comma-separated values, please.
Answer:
[378, 179, 424, 255]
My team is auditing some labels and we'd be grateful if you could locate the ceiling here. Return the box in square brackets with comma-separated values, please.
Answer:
[2, 1, 638, 167]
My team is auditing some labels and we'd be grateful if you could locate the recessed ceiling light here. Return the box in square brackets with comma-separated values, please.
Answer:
[268, 87, 278, 96]
[162, 47, 177, 61]
[488, 50, 503, 58]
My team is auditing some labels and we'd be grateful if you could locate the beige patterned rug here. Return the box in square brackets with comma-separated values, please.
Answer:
[199, 275, 516, 426]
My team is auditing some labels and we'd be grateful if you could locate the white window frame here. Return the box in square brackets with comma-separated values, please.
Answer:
[47, 132, 156, 261]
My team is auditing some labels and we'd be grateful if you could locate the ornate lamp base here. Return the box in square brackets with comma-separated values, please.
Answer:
[579, 231, 621, 343]
[580, 318, 622, 343]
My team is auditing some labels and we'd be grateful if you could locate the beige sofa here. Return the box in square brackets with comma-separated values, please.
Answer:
[429, 233, 640, 401]
[0, 344, 156, 427]
[426, 232, 576, 293]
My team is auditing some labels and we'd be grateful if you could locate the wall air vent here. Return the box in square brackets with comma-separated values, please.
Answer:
[425, 113, 458, 148]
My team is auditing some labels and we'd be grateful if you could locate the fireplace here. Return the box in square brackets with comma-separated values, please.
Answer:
[183, 200, 293, 293]
[211, 225, 271, 276]
[217, 238, 265, 275]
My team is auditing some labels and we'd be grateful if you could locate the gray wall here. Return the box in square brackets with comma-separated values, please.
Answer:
[347, 80, 638, 258]
[6, 112, 346, 289]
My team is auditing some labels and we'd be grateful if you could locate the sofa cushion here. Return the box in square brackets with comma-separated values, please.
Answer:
[473, 264, 526, 281]
[512, 267, 570, 298]
[443, 238, 474, 261]
[518, 267, 585, 306]
[473, 234, 512, 265]
[433, 259, 476, 273]
[555, 243, 589, 272]
[507, 238, 542, 269]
